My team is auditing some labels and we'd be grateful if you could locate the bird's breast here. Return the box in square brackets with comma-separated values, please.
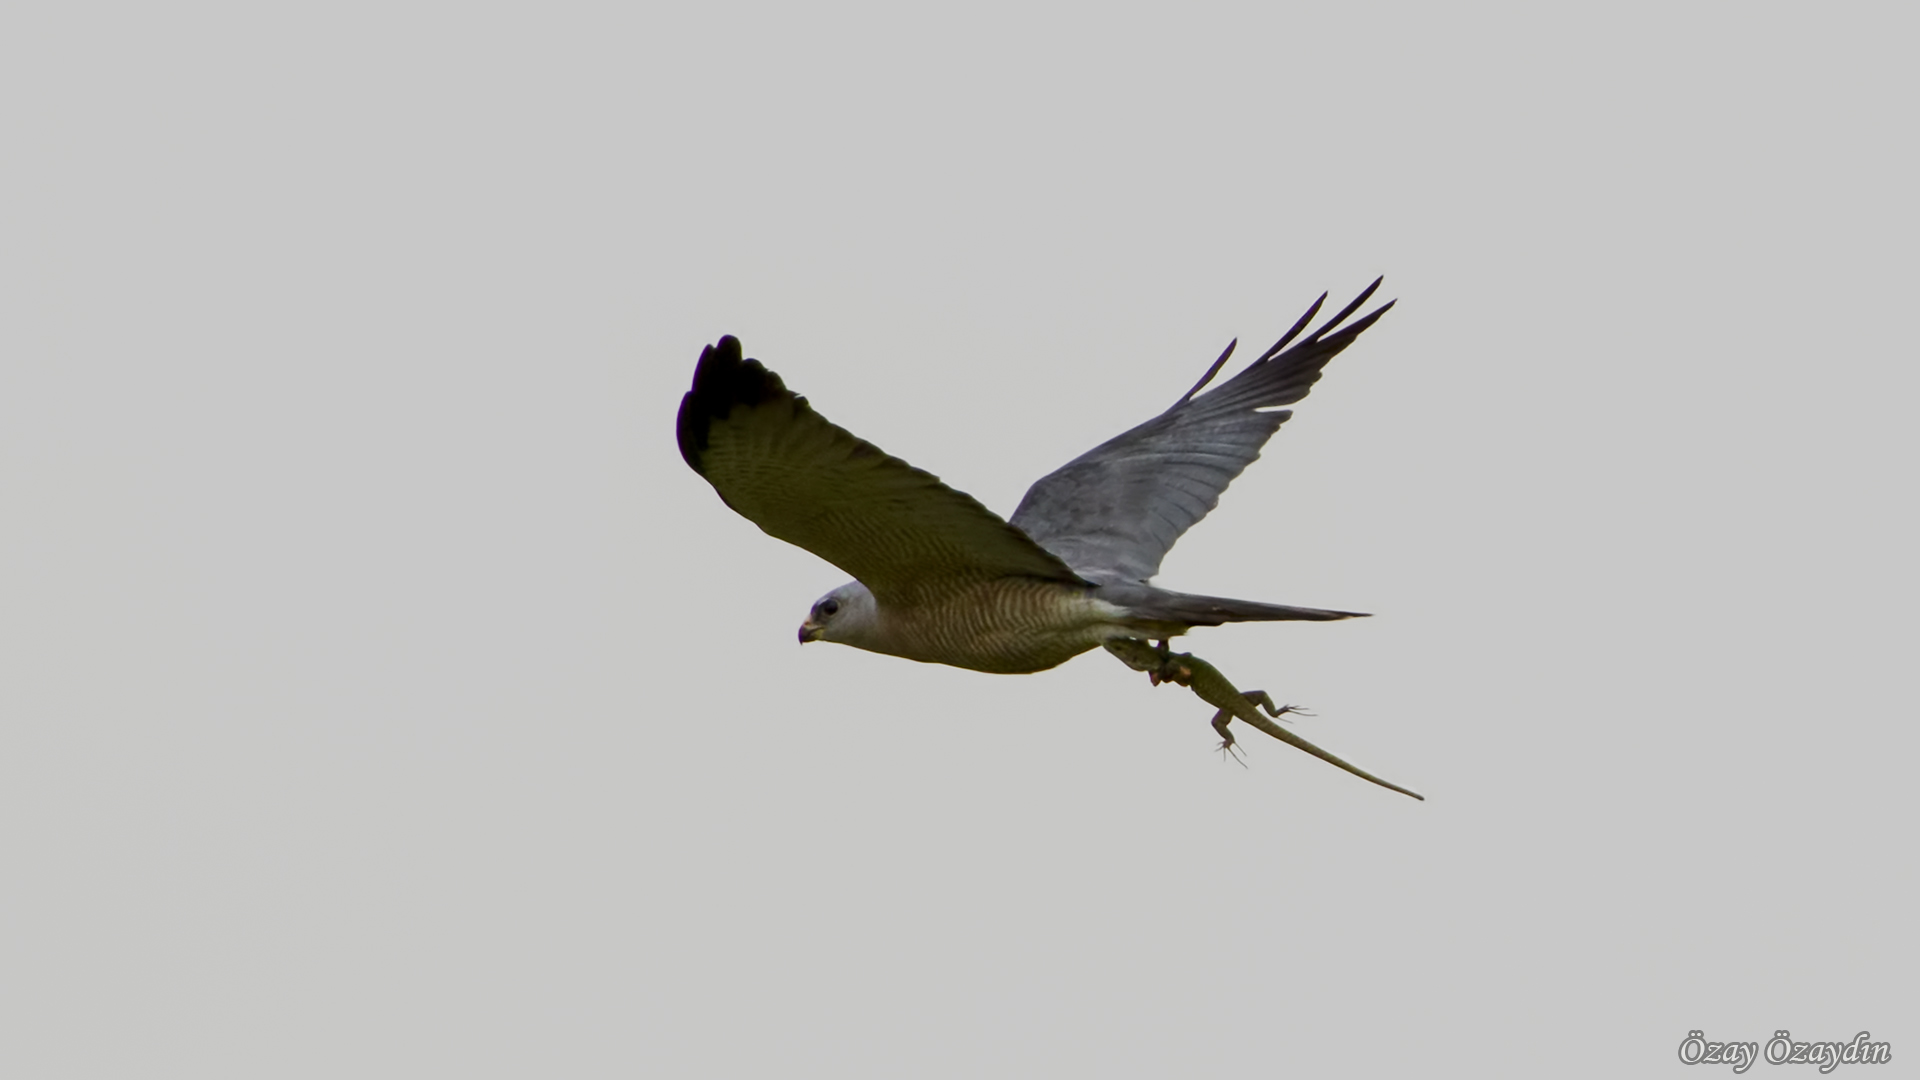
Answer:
[875, 579, 1131, 674]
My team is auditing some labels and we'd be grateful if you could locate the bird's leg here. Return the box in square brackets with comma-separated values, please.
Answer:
[1149, 639, 1195, 686]
[1104, 638, 1424, 801]
[1149, 640, 1211, 689]
[1104, 638, 1187, 685]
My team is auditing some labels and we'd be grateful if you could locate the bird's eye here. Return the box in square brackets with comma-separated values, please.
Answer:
[820, 599, 840, 617]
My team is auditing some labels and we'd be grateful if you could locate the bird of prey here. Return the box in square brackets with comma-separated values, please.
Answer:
[677, 279, 1421, 799]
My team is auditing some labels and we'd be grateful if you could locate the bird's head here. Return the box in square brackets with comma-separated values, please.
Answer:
[799, 581, 879, 646]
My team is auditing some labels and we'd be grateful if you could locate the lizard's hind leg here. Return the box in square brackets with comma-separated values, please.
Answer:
[1212, 690, 1308, 764]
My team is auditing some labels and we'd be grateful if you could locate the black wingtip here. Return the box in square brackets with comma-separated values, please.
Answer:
[1175, 338, 1239, 407]
[1258, 292, 1330, 364]
[1254, 278, 1394, 365]
[677, 335, 789, 473]
[1321, 295, 1397, 351]
[1309, 276, 1387, 342]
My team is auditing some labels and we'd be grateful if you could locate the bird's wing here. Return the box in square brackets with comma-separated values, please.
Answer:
[1009, 279, 1394, 584]
[678, 336, 1090, 605]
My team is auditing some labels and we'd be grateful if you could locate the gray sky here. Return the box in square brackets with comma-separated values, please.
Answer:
[4, 3, 1914, 1077]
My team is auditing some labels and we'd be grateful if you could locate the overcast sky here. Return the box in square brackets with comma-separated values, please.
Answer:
[3, 3, 1914, 1077]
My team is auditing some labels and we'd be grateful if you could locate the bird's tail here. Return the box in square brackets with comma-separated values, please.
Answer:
[1114, 586, 1368, 628]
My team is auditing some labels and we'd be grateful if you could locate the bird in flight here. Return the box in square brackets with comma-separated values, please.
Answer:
[677, 279, 1421, 799]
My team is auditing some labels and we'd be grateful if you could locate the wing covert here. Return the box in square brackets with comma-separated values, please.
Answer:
[678, 336, 1089, 603]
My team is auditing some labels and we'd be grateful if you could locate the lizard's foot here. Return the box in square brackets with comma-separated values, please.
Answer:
[1211, 691, 1271, 768]
[1213, 709, 1248, 766]
[1217, 737, 1248, 767]
[1241, 691, 1312, 721]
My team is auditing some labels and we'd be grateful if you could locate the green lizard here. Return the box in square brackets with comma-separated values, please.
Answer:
[1104, 638, 1424, 801]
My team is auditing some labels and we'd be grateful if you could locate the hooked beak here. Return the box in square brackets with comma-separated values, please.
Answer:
[798, 620, 823, 644]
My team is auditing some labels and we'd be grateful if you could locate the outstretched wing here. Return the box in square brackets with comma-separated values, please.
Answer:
[1009, 279, 1395, 584]
[678, 336, 1089, 604]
